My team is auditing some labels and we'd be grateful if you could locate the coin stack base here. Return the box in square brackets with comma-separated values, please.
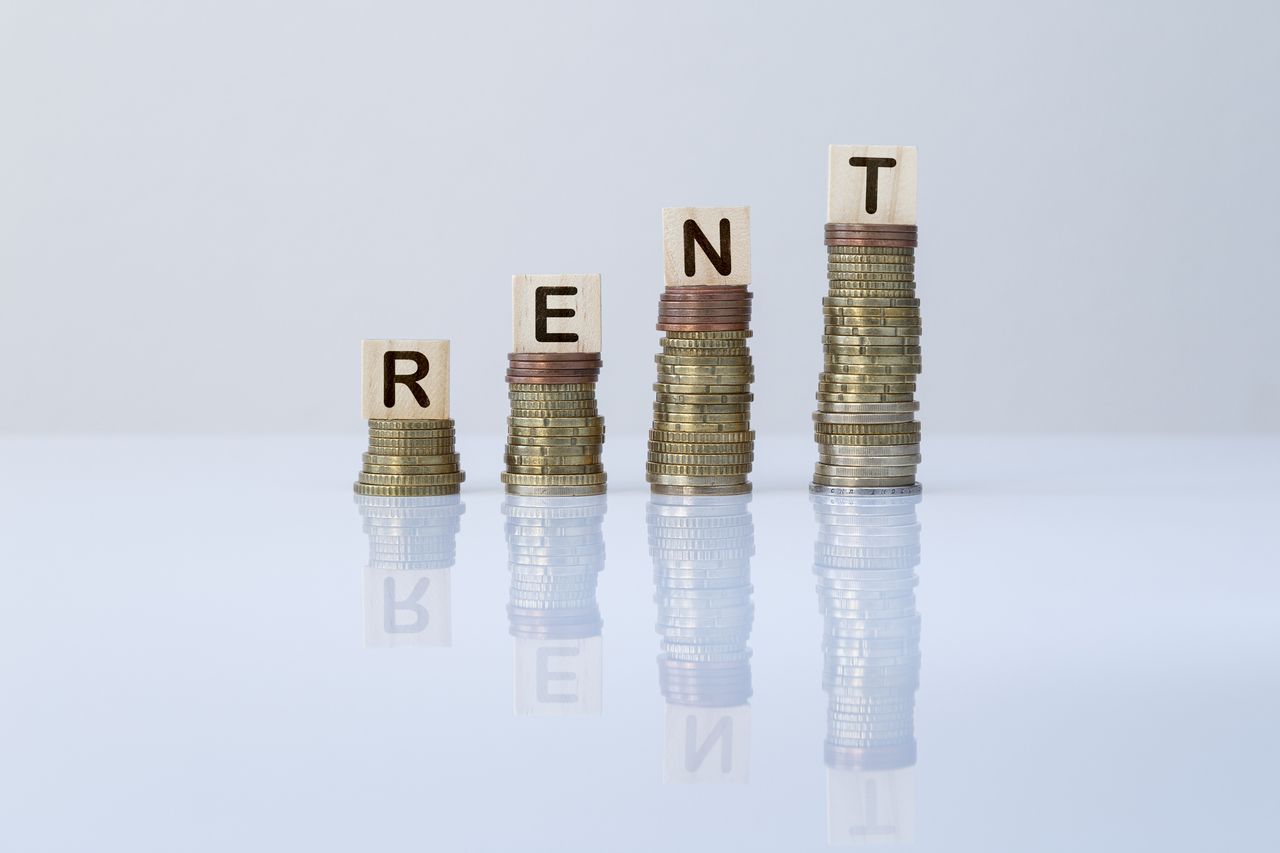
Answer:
[812, 224, 922, 493]
[354, 419, 465, 497]
[648, 285, 755, 495]
[503, 353, 606, 496]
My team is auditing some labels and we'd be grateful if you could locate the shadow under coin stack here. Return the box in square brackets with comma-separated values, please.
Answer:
[648, 288, 755, 496]
[812, 489, 921, 791]
[503, 354, 606, 496]
[354, 419, 465, 496]
[650, 494, 755, 708]
[813, 223, 921, 492]
[505, 494, 607, 655]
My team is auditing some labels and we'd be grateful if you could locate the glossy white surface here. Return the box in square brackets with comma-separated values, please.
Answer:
[2, 435, 1277, 851]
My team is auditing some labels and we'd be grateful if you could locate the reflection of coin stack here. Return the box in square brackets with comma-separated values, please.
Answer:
[356, 493, 466, 647]
[648, 208, 755, 497]
[505, 494, 606, 715]
[813, 147, 921, 493]
[355, 419, 465, 497]
[813, 489, 921, 844]
[503, 355, 606, 496]
[650, 494, 755, 782]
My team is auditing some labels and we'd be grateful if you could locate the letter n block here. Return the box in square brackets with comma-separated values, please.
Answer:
[361, 339, 450, 420]
[828, 145, 917, 225]
[661, 207, 751, 287]
[512, 274, 602, 353]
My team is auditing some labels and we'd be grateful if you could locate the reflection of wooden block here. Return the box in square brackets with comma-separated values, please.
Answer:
[363, 567, 452, 648]
[827, 766, 916, 845]
[513, 636, 603, 715]
[828, 145, 917, 225]
[662, 206, 751, 287]
[512, 274, 602, 353]
[663, 704, 751, 783]
[361, 339, 450, 420]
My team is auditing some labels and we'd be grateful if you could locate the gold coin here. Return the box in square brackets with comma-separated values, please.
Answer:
[506, 435, 605, 447]
[367, 418, 455, 430]
[508, 426, 605, 437]
[813, 420, 920, 434]
[659, 330, 752, 339]
[366, 428, 456, 439]
[812, 474, 917, 488]
[366, 439, 456, 451]
[649, 452, 754, 465]
[819, 453, 922, 467]
[353, 483, 460, 497]
[817, 392, 915, 403]
[508, 382, 597, 392]
[653, 403, 752, 414]
[646, 473, 749, 486]
[824, 296, 920, 308]
[363, 463, 462, 475]
[824, 245, 913, 256]
[359, 472, 467, 486]
[646, 463, 753, 476]
[653, 413, 750, 425]
[650, 420, 752, 433]
[815, 433, 921, 446]
[650, 428, 755, 442]
[648, 441, 755, 454]
[505, 463, 604, 475]
[363, 452, 460, 465]
[501, 472, 608, 486]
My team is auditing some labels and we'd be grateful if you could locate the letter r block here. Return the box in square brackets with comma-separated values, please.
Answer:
[361, 339, 451, 420]
[512, 274, 602, 353]
[661, 207, 751, 287]
[828, 145, 917, 225]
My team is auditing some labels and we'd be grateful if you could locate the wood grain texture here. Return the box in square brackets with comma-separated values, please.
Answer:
[662, 206, 751, 287]
[361, 339, 450, 420]
[512, 274, 602, 353]
[663, 704, 751, 783]
[827, 145, 917, 225]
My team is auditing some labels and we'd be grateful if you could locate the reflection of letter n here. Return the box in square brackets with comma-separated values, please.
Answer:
[684, 715, 732, 772]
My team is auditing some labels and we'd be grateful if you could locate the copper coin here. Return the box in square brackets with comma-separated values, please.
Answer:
[505, 374, 600, 385]
[506, 368, 601, 376]
[660, 288, 751, 300]
[508, 352, 603, 362]
[825, 223, 918, 232]
[826, 240, 917, 249]
[659, 308, 752, 317]
[657, 322, 751, 331]
[507, 360, 603, 369]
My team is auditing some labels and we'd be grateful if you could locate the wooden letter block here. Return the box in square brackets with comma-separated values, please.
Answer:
[662, 206, 751, 287]
[827, 145, 917, 225]
[361, 339, 450, 420]
[512, 274, 602, 353]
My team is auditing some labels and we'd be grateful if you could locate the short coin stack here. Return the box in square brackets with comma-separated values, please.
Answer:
[648, 287, 755, 495]
[650, 494, 755, 707]
[812, 489, 921, 771]
[505, 494, 606, 641]
[354, 419, 465, 496]
[503, 353, 606, 496]
[356, 493, 466, 570]
[813, 223, 921, 491]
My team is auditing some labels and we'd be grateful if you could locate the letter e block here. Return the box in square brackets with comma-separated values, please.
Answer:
[361, 339, 450, 420]
[662, 207, 751, 287]
[512, 274, 602, 353]
[827, 145, 917, 225]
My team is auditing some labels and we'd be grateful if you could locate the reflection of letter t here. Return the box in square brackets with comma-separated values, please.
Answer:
[848, 157, 898, 214]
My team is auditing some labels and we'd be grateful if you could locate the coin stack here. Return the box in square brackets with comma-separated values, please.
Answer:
[650, 494, 755, 707]
[505, 494, 607, 642]
[354, 419, 465, 496]
[647, 287, 755, 496]
[812, 489, 921, 772]
[812, 223, 921, 492]
[503, 353, 606, 496]
[357, 493, 467, 570]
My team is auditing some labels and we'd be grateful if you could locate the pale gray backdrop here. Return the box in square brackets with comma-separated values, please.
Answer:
[2, 0, 1277, 435]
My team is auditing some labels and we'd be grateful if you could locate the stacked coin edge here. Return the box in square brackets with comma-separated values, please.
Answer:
[354, 418, 466, 497]
[503, 352, 607, 497]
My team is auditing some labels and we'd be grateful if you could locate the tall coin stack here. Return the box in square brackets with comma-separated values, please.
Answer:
[650, 494, 755, 708]
[813, 489, 921, 843]
[503, 353, 606, 496]
[813, 223, 920, 491]
[647, 287, 755, 495]
[355, 419, 466, 497]
[814, 147, 921, 493]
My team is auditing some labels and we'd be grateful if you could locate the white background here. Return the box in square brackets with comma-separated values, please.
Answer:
[2, 0, 1278, 435]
